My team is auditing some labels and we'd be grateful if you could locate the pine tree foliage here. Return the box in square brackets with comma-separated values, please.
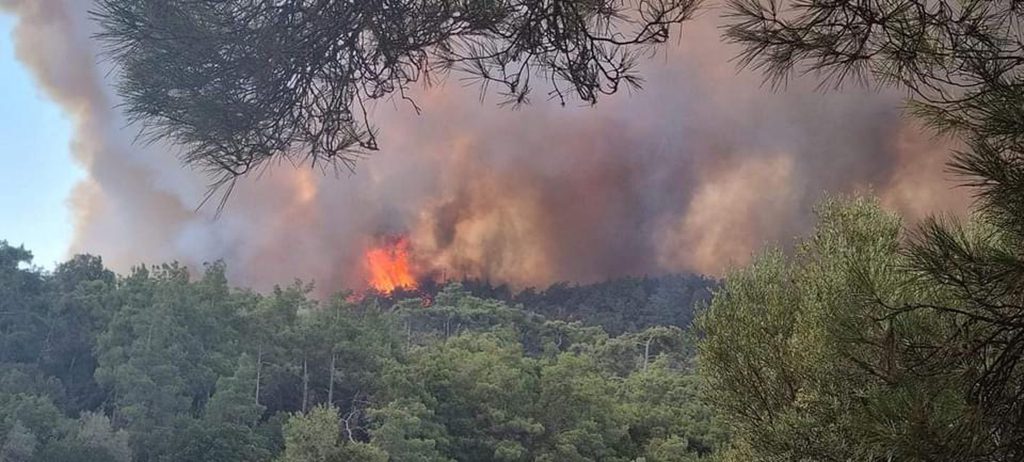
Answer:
[92, 0, 699, 191]
[721, 1, 1024, 457]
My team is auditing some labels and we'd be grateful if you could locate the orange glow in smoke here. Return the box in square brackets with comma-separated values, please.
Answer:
[365, 237, 418, 294]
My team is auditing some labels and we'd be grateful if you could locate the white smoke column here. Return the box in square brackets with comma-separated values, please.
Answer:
[2, 1, 969, 293]
[1, 0, 204, 267]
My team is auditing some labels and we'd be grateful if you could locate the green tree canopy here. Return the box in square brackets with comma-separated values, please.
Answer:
[0, 240, 715, 461]
[720, 0, 1024, 455]
[699, 195, 1024, 460]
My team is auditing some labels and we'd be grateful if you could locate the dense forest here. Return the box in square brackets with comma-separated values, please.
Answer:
[5, 0, 1024, 459]
[430, 275, 715, 335]
[0, 242, 722, 461]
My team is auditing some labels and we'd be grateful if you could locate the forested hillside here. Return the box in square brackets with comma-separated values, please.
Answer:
[391, 275, 716, 336]
[8, 0, 1023, 458]
[0, 241, 722, 462]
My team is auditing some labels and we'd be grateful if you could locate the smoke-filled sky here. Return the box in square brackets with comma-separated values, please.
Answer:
[0, 13, 81, 267]
[0, 1, 970, 294]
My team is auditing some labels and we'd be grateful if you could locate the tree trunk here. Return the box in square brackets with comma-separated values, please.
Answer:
[328, 353, 336, 407]
[342, 411, 358, 443]
[643, 336, 653, 371]
[301, 357, 309, 412]
[255, 344, 263, 405]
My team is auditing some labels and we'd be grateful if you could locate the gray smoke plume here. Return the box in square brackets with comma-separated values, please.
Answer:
[2, 0, 969, 293]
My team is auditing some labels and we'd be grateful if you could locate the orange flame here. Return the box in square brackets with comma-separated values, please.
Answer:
[365, 237, 418, 294]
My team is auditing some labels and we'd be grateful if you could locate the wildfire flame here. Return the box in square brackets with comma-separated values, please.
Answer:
[365, 236, 418, 294]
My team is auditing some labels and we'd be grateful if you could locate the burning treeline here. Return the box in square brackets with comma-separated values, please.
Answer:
[3, 0, 969, 294]
[364, 237, 418, 295]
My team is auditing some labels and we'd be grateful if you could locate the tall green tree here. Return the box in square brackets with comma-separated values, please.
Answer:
[42, 255, 117, 413]
[35, 412, 133, 462]
[1, 421, 37, 462]
[0, 242, 47, 365]
[278, 405, 386, 462]
[722, 0, 1024, 456]
[93, 263, 248, 460]
[699, 196, 994, 460]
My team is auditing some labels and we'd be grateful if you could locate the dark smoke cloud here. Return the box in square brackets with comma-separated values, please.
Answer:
[2, 1, 969, 293]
